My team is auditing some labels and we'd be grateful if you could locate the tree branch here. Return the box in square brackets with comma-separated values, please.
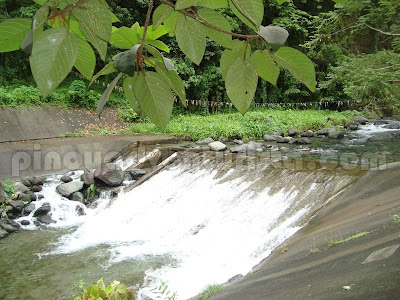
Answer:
[137, 0, 154, 73]
[364, 23, 400, 37]
[161, 0, 259, 41]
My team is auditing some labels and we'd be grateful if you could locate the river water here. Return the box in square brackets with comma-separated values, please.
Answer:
[0, 121, 399, 300]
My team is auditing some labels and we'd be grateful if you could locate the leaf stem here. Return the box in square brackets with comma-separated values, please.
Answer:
[137, 0, 154, 76]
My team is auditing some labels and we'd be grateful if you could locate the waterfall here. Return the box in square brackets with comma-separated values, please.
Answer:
[36, 152, 359, 299]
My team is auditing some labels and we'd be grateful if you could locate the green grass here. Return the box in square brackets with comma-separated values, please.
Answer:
[328, 231, 371, 247]
[193, 284, 225, 300]
[308, 248, 321, 255]
[393, 214, 400, 225]
[128, 109, 358, 141]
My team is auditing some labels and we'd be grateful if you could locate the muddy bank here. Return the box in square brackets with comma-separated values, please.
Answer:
[210, 162, 400, 300]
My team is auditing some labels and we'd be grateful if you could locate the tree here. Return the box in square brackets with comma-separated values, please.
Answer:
[0, 0, 344, 129]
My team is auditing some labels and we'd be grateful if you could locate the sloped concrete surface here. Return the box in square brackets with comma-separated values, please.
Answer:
[211, 164, 400, 300]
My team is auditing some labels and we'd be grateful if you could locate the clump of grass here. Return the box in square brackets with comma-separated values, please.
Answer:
[280, 247, 288, 254]
[193, 284, 224, 300]
[309, 248, 321, 255]
[127, 109, 358, 141]
[393, 214, 400, 225]
[329, 231, 371, 247]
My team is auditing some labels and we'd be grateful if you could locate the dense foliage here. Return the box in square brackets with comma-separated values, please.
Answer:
[0, 0, 399, 120]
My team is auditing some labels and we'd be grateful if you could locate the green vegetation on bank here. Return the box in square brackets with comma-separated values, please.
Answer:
[127, 109, 358, 140]
[193, 284, 225, 300]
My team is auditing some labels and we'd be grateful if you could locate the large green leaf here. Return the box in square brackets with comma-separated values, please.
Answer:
[30, 28, 78, 97]
[110, 27, 140, 49]
[90, 62, 117, 86]
[175, 0, 200, 10]
[97, 73, 122, 117]
[164, 11, 179, 36]
[32, 5, 48, 33]
[74, 37, 96, 80]
[175, 14, 206, 65]
[133, 72, 174, 130]
[123, 75, 146, 119]
[154, 62, 186, 106]
[272, 47, 316, 92]
[153, 4, 174, 29]
[229, 0, 263, 31]
[146, 40, 170, 53]
[78, 0, 111, 60]
[220, 40, 251, 80]
[225, 57, 258, 114]
[198, 8, 232, 48]
[252, 50, 280, 86]
[198, 0, 228, 9]
[0, 18, 32, 53]
[138, 25, 168, 41]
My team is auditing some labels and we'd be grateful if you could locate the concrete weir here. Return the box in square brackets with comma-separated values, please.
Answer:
[210, 162, 400, 300]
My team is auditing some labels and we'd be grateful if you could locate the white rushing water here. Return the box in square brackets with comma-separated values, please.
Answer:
[18, 153, 358, 299]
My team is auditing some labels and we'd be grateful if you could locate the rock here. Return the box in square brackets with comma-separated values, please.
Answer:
[230, 144, 248, 153]
[81, 171, 95, 186]
[129, 169, 147, 180]
[272, 130, 284, 137]
[76, 205, 86, 216]
[354, 116, 369, 125]
[0, 182, 6, 203]
[23, 203, 36, 216]
[70, 192, 85, 204]
[94, 163, 124, 187]
[233, 139, 244, 145]
[297, 137, 311, 144]
[36, 214, 55, 225]
[328, 130, 344, 139]
[14, 182, 30, 194]
[263, 134, 277, 142]
[345, 122, 359, 131]
[315, 128, 335, 136]
[60, 175, 73, 183]
[196, 137, 214, 145]
[57, 181, 84, 197]
[208, 141, 227, 151]
[20, 178, 32, 187]
[0, 221, 19, 233]
[37, 194, 44, 200]
[247, 141, 264, 153]
[20, 220, 31, 226]
[33, 202, 51, 217]
[29, 177, 44, 186]
[384, 122, 400, 130]
[30, 185, 42, 193]
[16, 192, 32, 203]
[287, 129, 298, 137]
[124, 172, 133, 182]
[9, 200, 25, 212]
[300, 130, 315, 137]
[373, 120, 389, 125]
[0, 229, 9, 239]
[368, 132, 394, 142]
[275, 136, 291, 143]
[30, 193, 37, 202]
[219, 136, 229, 143]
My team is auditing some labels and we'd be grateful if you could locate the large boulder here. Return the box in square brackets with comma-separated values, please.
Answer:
[297, 137, 312, 144]
[196, 137, 214, 145]
[60, 175, 73, 183]
[70, 192, 85, 204]
[57, 181, 84, 197]
[23, 203, 36, 216]
[354, 116, 369, 125]
[14, 182, 30, 194]
[29, 177, 44, 186]
[36, 214, 55, 225]
[94, 163, 124, 187]
[275, 136, 291, 143]
[263, 134, 277, 142]
[81, 171, 95, 186]
[287, 129, 298, 137]
[315, 128, 335, 136]
[0, 229, 8, 239]
[30, 185, 42, 193]
[247, 141, 264, 153]
[368, 132, 394, 142]
[230, 144, 248, 153]
[9, 200, 25, 212]
[0, 221, 19, 233]
[129, 169, 147, 180]
[209, 141, 227, 151]
[328, 130, 344, 140]
[300, 130, 315, 137]
[272, 130, 284, 137]
[33, 202, 51, 217]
